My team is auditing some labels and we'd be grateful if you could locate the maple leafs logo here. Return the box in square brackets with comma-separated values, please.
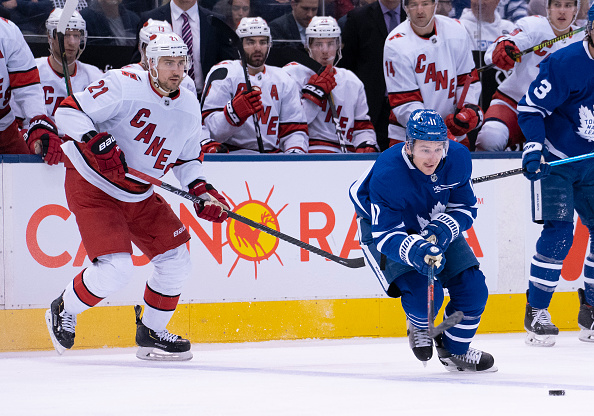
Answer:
[417, 201, 446, 230]
[576, 105, 594, 142]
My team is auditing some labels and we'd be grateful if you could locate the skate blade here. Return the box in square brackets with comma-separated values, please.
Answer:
[578, 328, 594, 343]
[136, 346, 193, 361]
[525, 331, 556, 347]
[45, 309, 66, 355]
[439, 358, 498, 373]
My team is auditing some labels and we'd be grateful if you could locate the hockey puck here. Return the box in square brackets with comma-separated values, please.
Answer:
[548, 390, 565, 396]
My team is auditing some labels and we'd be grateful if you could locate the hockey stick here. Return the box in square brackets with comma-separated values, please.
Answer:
[125, 167, 366, 268]
[56, 0, 79, 96]
[456, 72, 472, 111]
[277, 47, 347, 152]
[426, 258, 464, 338]
[471, 151, 594, 184]
[477, 26, 586, 73]
[208, 15, 265, 153]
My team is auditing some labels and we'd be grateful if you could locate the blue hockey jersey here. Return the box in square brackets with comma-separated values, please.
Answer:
[518, 41, 594, 160]
[349, 141, 477, 264]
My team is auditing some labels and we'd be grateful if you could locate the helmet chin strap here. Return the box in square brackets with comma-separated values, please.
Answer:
[547, 6, 578, 33]
[149, 67, 177, 96]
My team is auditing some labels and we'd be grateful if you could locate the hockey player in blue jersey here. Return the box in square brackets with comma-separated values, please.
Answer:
[349, 109, 496, 372]
[517, 3, 594, 347]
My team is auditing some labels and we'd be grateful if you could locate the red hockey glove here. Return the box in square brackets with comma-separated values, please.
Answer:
[355, 143, 378, 153]
[302, 66, 337, 107]
[189, 180, 230, 223]
[24, 115, 63, 165]
[492, 40, 520, 71]
[224, 88, 263, 126]
[445, 104, 483, 136]
[86, 132, 128, 180]
[200, 139, 229, 154]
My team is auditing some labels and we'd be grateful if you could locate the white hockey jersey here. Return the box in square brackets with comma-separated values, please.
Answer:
[202, 60, 308, 153]
[0, 17, 46, 130]
[12, 57, 103, 125]
[282, 62, 377, 153]
[484, 16, 584, 103]
[121, 62, 198, 97]
[384, 15, 481, 142]
[458, 9, 516, 51]
[56, 69, 204, 203]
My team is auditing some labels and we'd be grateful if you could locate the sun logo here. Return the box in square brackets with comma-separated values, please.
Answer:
[223, 182, 288, 279]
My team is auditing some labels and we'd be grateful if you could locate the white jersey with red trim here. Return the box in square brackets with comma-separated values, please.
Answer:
[121, 62, 197, 97]
[202, 60, 308, 153]
[484, 16, 584, 104]
[56, 69, 204, 203]
[282, 62, 377, 153]
[384, 15, 480, 142]
[458, 9, 515, 51]
[0, 17, 46, 130]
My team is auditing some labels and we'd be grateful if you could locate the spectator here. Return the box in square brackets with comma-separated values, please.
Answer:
[137, 0, 236, 96]
[283, 16, 377, 153]
[213, 0, 251, 28]
[269, 0, 319, 52]
[436, 0, 453, 15]
[201, 17, 308, 153]
[0, 16, 60, 159]
[81, 0, 140, 46]
[459, 0, 515, 51]
[13, 8, 103, 126]
[498, 0, 529, 21]
[252, 0, 291, 22]
[340, 0, 405, 151]
[475, 0, 582, 151]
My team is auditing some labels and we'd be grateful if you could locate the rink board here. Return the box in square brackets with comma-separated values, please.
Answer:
[0, 155, 587, 351]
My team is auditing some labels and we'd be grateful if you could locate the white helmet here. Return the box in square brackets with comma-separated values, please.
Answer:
[139, 19, 173, 48]
[305, 16, 342, 64]
[46, 8, 87, 59]
[236, 17, 272, 43]
[146, 33, 190, 93]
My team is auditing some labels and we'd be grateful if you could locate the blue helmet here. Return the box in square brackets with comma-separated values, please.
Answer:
[405, 109, 449, 155]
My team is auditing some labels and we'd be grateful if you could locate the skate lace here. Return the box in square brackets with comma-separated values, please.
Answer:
[455, 347, 481, 364]
[412, 326, 432, 347]
[60, 311, 77, 334]
[533, 308, 554, 327]
[155, 329, 179, 343]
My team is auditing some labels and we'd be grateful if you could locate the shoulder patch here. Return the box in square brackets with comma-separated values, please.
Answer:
[389, 32, 405, 41]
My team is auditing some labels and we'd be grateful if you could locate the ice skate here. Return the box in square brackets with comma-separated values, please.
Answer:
[134, 305, 193, 361]
[45, 293, 76, 355]
[406, 319, 433, 365]
[578, 289, 594, 343]
[435, 336, 497, 372]
[524, 302, 558, 347]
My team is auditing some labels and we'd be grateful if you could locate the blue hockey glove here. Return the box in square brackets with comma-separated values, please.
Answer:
[420, 213, 460, 251]
[399, 235, 445, 276]
[522, 142, 551, 181]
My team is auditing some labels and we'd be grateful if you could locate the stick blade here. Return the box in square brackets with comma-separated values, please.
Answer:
[429, 310, 464, 338]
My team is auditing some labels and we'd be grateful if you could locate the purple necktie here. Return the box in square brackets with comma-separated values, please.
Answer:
[181, 12, 195, 81]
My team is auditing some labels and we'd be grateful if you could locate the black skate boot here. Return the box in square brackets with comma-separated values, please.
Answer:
[435, 335, 497, 373]
[406, 319, 433, 364]
[524, 301, 559, 347]
[45, 293, 76, 355]
[578, 289, 594, 343]
[134, 305, 193, 361]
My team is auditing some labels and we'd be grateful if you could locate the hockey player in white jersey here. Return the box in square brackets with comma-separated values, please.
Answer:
[123, 19, 197, 97]
[283, 16, 378, 153]
[384, 0, 483, 149]
[46, 33, 230, 361]
[476, 0, 583, 151]
[202, 17, 308, 154]
[0, 17, 60, 161]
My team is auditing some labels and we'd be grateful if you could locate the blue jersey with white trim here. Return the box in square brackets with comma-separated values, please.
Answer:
[518, 41, 594, 161]
[349, 141, 477, 263]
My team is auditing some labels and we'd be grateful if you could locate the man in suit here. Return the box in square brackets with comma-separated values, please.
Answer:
[340, 0, 405, 151]
[269, 0, 318, 53]
[136, 0, 235, 96]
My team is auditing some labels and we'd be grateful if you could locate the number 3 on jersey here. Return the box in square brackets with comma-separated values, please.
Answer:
[533, 79, 552, 100]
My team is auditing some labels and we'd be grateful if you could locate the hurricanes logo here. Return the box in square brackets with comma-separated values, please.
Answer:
[224, 182, 287, 279]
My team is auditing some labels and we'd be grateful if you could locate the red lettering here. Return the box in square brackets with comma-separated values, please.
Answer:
[121, 70, 139, 80]
[145, 136, 166, 157]
[266, 116, 278, 136]
[130, 108, 151, 128]
[415, 54, 426, 73]
[424, 62, 436, 84]
[270, 84, 279, 100]
[339, 213, 361, 258]
[153, 148, 171, 170]
[43, 85, 54, 105]
[434, 69, 448, 91]
[448, 78, 456, 99]
[300, 202, 335, 261]
[258, 106, 271, 124]
[235, 83, 248, 95]
[26, 205, 72, 268]
[561, 217, 589, 281]
[134, 123, 156, 144]
[464, 226, 483, 257]
[52, 97, 65, 117]
[179, 204, 223, 263]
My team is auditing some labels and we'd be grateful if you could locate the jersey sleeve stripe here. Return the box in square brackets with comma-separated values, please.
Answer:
[457, 69, 479, 86]
[279, 122, 308, 138]
[8, 67, 41, 89]
[60, 95, 83, 112]
[354, 120, 374, 131]
[517, 103, 547, 117]
[201, 108, 222, 120]
[388, 89, 423, 108]
[524, 94, 552, 115]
